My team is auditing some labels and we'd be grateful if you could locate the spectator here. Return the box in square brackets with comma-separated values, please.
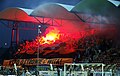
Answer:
[57, 67, 60, 76]
[25, 69, 31, 76]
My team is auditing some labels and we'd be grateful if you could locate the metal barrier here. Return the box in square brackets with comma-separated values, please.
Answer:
[93, 72, 112, 76]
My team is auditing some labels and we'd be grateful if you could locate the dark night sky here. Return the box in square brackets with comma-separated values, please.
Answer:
[0, 0, 81, 47]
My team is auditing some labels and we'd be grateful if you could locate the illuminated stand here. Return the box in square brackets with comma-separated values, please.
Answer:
[64, 63, 110, 76]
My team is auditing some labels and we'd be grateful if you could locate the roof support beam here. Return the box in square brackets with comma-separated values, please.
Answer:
[74, 13, 85, 22]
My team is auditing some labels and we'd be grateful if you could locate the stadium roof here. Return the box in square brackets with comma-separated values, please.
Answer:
[72, 0, 120, 17]
[0, 3, 80, 23]
[0, 0, 120, 24]
[108, 0, 120, 7]
[0, 7, 39, 23]
[31, 3, 79, 20]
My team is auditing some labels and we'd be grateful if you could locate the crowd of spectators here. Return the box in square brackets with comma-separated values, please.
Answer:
[0, 66, 35, 76]
[75, 34, 120, 67]
[1, 33, 120, 75]
[13, 33, 120, 67]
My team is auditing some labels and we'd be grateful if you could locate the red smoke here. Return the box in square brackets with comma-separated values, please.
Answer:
[18, 30, 95, 55]
[17, 20, 96, 55]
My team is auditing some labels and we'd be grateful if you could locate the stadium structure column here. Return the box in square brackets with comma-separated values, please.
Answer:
[36, 25, 42, 75]
[11, 21, 19, 47]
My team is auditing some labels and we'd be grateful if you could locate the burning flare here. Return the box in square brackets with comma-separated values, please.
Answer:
[37, 27, 60, 45]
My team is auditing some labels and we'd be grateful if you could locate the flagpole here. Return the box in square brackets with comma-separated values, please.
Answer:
[37, 25, 41, 76]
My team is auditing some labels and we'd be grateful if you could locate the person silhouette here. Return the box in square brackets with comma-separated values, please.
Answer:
[57, 67, 60, 76]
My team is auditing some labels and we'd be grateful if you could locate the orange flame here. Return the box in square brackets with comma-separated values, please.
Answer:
[38, 28, 60, 45]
